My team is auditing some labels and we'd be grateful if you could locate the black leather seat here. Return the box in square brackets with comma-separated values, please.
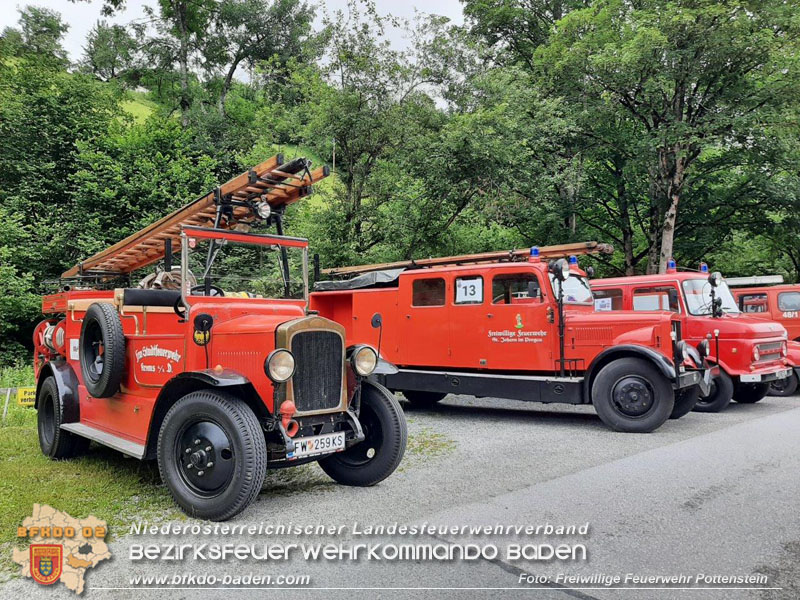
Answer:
[122, 288, 181, 307]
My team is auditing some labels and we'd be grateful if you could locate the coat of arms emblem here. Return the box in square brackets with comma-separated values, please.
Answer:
[30, 544, 62, 585]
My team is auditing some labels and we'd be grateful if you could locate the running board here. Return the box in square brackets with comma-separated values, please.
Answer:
[60, 423, 146, 459]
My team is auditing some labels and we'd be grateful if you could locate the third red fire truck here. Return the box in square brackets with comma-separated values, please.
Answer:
[591, 262, 792, 412]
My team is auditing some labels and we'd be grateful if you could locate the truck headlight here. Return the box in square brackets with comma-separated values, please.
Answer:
[265, 349, 295, 382]
[697, 339, 710, 359]
[674, 340, 687, 364]
[351, 345, 378, 376]
[255, 201, 271, 220]
[752, 346, 760, 362]
[781, 341, 788, 357]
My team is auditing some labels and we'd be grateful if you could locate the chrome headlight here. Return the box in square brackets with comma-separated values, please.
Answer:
[255, 201, 272, 220]
[265, 349, 295, 382]
[697, 339, 710, 359]
[781, 341, 788, 357]
[752, 346, 760, 362]
[351, 345, 378, 376]
[674, 340, 687, 364]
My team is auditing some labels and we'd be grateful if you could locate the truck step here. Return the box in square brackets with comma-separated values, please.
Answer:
[60, 423, 146, 459]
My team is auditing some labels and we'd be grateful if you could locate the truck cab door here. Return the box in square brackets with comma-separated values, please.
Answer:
[485, 271, 553, 371]
[399, 275, 450, 367]
[448, 273, 489, 368]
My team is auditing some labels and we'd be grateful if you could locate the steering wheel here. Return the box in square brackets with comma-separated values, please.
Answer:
[190, 284, 225, 297]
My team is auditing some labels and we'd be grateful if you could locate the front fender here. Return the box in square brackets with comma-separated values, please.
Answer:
[585, 345, 677, 400]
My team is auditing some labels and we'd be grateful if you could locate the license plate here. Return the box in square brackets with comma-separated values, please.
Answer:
[287, 432, 346, 460]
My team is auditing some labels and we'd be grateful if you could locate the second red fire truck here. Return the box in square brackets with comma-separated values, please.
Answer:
[310, 244, 714, 434]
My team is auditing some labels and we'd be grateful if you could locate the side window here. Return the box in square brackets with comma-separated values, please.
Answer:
[454, 276, 484, 305]
[492, 274, 541, 305]
[594, 288, 623, 311]
[739, 293, 768, 313]
[632, 286, 680, 313]
[412, 278, 445, 307]
[778, 292, 800, 312]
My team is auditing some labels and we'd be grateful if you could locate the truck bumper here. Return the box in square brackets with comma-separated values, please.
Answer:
[674, 369, 701, 390]
[675, 365, 719, 397]
[738, 368, 793, 384]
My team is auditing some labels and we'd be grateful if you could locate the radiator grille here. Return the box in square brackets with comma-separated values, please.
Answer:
[290, 330, 343, 412]
[756, 341, 782, 363]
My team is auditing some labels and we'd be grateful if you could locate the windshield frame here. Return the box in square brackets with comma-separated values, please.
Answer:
[180, 226, 310, 307]
[681, 278, 740, 316]
[549, 272, 594, 305]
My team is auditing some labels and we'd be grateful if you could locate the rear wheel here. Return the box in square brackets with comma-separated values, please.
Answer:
[402, 390, 447, 408]
[769, 373, 799, 397]
[37, 377, 89, 459]
[693, 369, 733, 413]
[670, 387, 700, 420]
[591, 357, 674, 433]
[732, 382, 770, 404]
[157, 390, 266, 521]
[319, 382, 407, 486]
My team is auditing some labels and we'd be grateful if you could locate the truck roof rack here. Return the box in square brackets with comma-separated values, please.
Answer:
[725, 275, 785, 287]
[63, 155, 329, 278]
[320, 241, 614, 277]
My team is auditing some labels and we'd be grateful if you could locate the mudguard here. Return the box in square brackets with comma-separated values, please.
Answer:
[35, 360, 80, 423]
[584, 345, 677, 399]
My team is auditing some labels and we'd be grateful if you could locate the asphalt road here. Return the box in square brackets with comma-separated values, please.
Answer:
[4, 393, 799, 600]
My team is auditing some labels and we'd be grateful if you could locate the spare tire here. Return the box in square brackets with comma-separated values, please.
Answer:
[80, 302, 125, 398]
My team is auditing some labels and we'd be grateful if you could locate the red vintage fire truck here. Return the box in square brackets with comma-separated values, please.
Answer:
[33, 156, 406, 521]
[591, 262, 792, 413]
[310, 246, 714, 433]
[728, 280, 800, 341]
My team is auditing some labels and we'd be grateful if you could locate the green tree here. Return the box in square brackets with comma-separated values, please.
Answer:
[82, 21, 141, 83]
[537, 0, 800, 272]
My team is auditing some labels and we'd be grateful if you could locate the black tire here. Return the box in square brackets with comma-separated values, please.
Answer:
[79, 303, 125, 398]
[591, 357, 674, 433]
[157, 390, 267, 521]
[403, 390, 446, 408]
[319, 382, 407, 486]
[693, 369, 733, 413]
[769, 373, 799, 397]
[37, 377, 90, 459]
[670, 387, 700, 420]
[732, 382, 770, 404]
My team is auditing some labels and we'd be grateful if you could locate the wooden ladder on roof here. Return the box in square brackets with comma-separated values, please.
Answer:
[62, 155, 329, 278]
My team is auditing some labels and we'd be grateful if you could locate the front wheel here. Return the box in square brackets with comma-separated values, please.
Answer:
[157, 390, 267, 521]
[670, 387, 700, 420]
[732, 382, 770, 404]
[693, 369, 733, 413]
[591, 357, 674, 433]
[769, 373, 799, 397]
[319, 382, 407, 486]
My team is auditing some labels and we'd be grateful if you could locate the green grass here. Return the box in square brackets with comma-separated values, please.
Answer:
[120, 90, 158, 123]
[0, 367, 180, 577]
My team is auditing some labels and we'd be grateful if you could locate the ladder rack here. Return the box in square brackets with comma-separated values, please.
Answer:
[321, 241, 614, 277]
[63, 155, 329, 278]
